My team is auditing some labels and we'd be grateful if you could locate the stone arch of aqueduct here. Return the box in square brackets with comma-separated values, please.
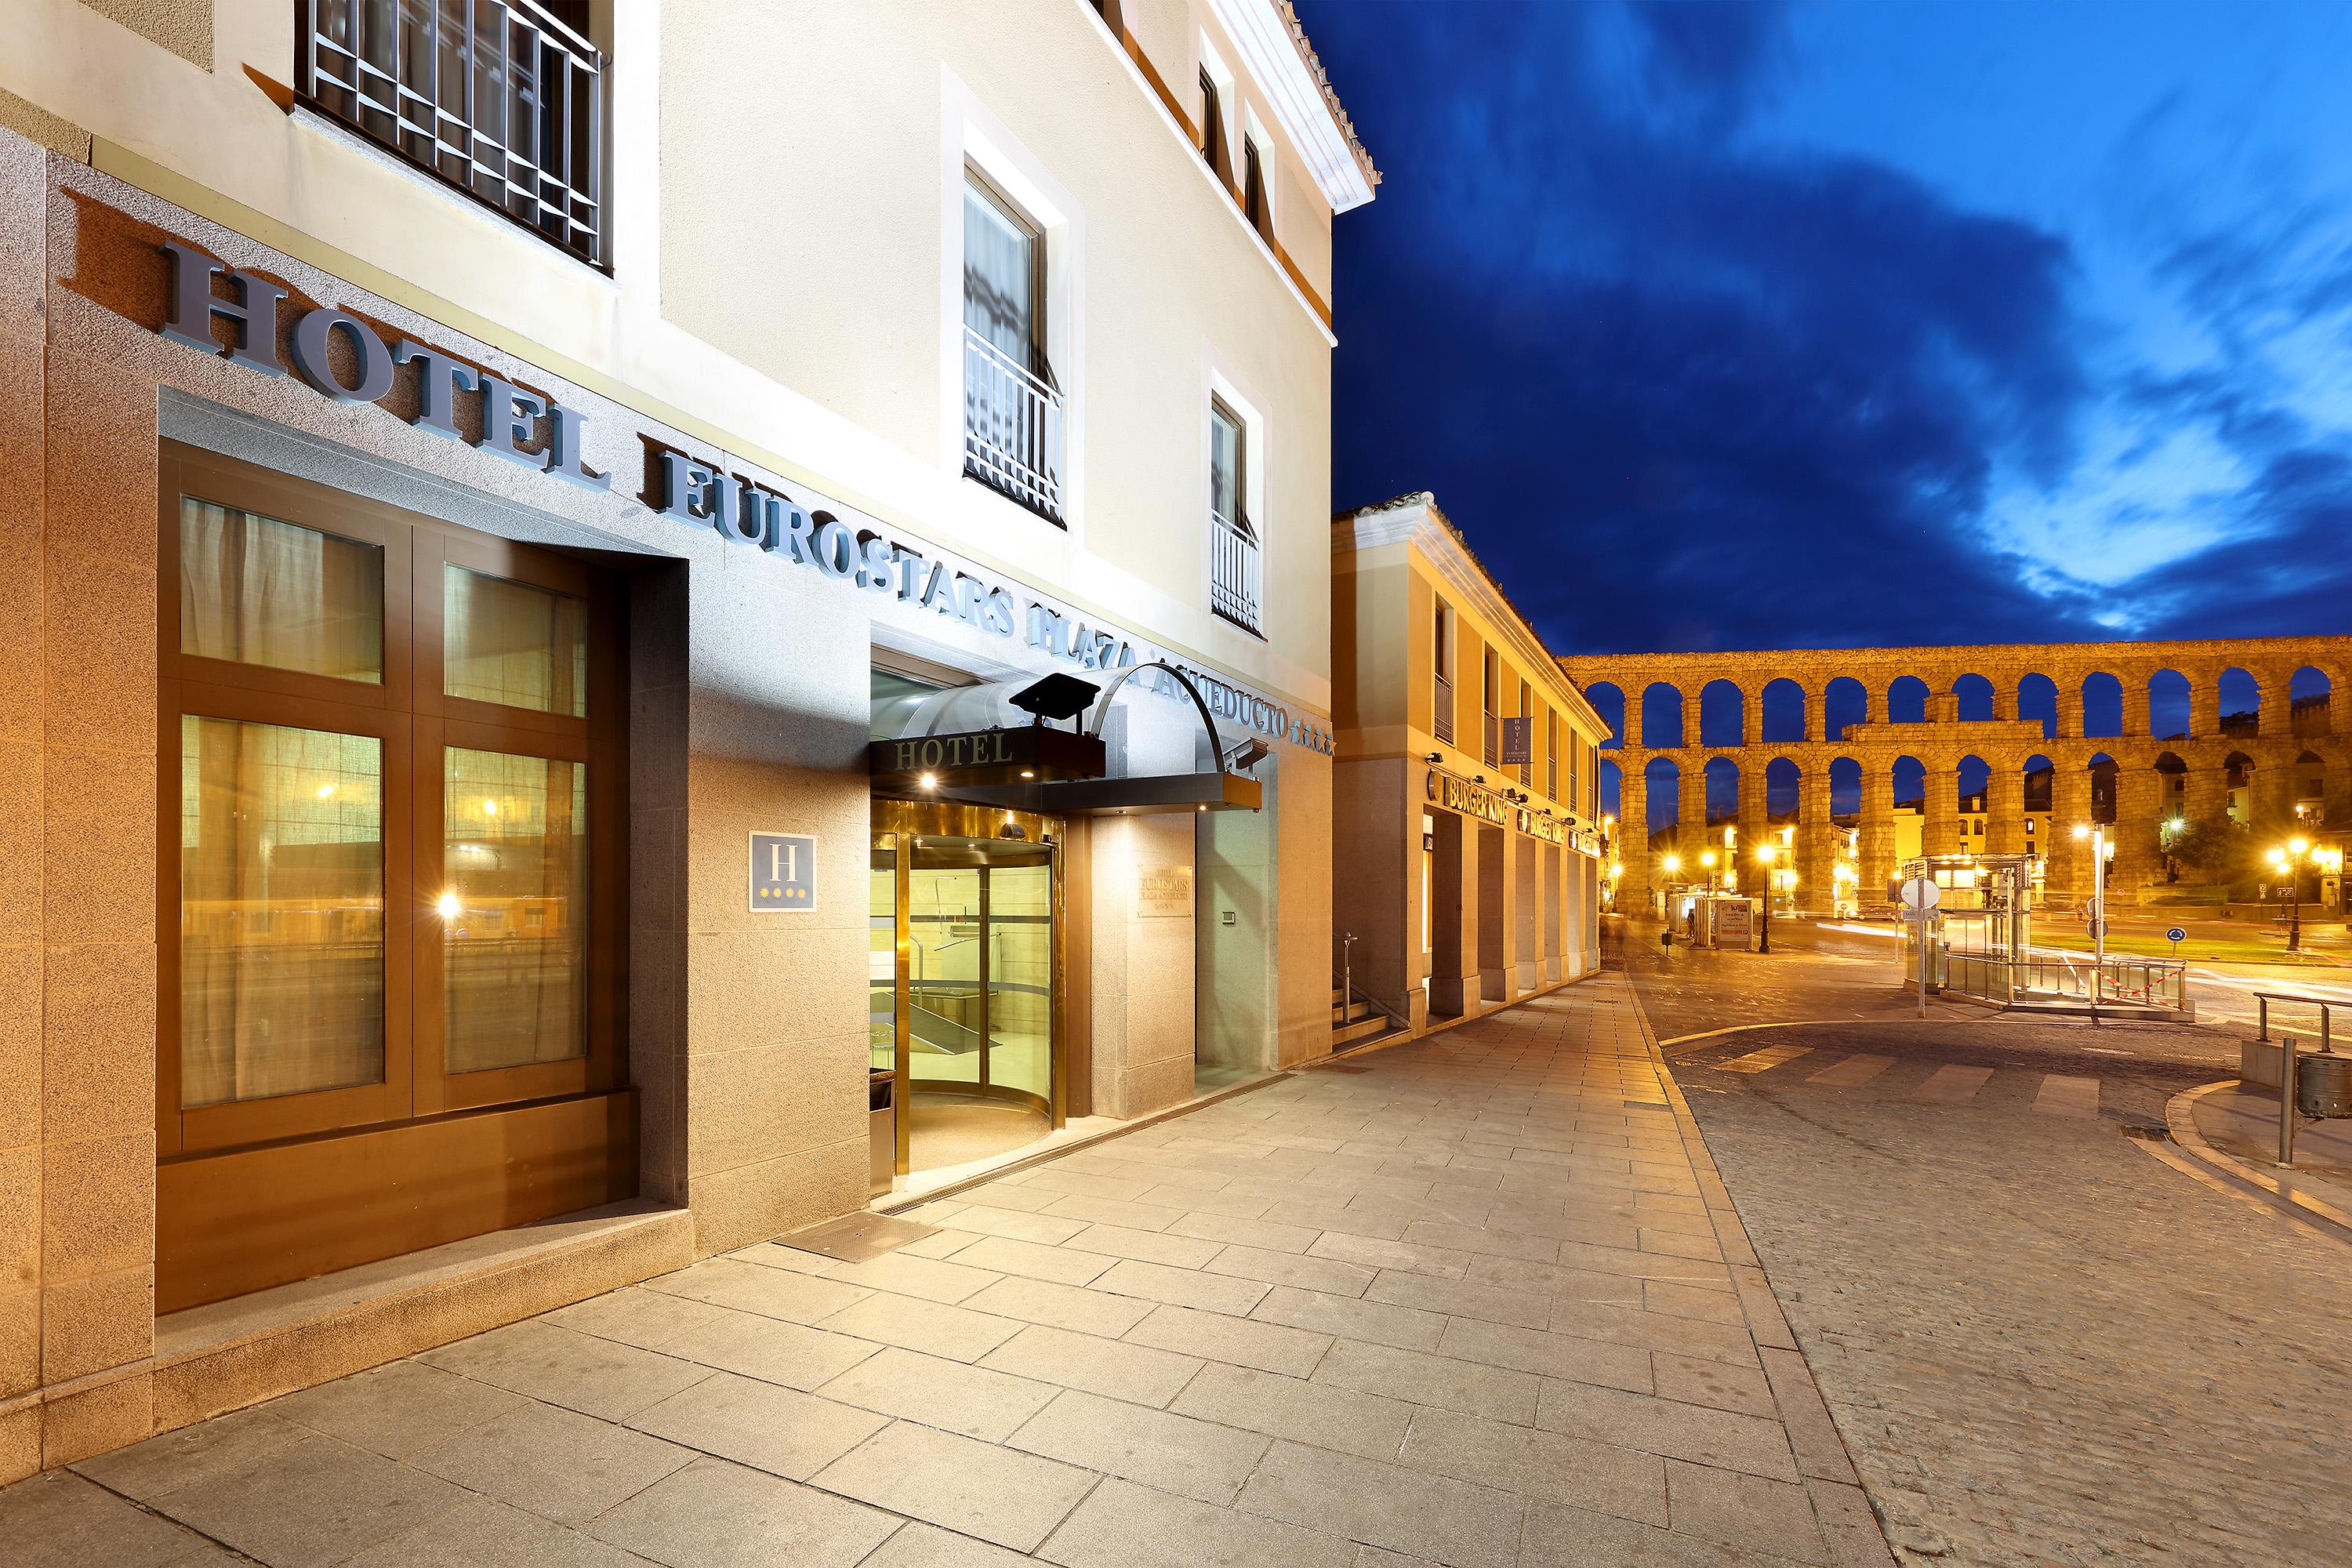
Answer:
[1558, 637, 2352, 911]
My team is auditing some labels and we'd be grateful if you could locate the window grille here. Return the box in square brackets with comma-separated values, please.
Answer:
[299, 0, 606, 267]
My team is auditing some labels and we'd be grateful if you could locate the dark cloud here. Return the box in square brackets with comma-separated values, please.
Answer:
[1306, 0, 2352, 654]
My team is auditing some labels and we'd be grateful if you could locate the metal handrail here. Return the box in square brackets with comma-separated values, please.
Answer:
[1334, 931, 1410, 1033]
[1209, 511, 1261, 635]
[2254, 992, 2336, 1054]
[962, 325, 1065, 521]
[299, 0, 607, 267]
[1935, 942, 2192, 1011]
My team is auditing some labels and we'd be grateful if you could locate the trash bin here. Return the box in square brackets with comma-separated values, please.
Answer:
[869, 1069, 896, 1195]
[2296, 1050, 2352, 1119]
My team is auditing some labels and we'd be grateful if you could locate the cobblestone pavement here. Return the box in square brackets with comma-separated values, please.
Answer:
[1626, 920, 2352, 1567]
[0, 975, 1892, 1568]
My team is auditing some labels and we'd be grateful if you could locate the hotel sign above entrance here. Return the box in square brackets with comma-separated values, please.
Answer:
[868, 726, 1107, 794]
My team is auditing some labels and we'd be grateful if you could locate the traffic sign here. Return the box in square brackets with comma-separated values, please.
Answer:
[2165, 926, 2187, 943]
[1898, 877, 1940, 910]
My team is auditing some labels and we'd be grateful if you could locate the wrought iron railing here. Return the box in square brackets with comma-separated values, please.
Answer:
[299, 0, 607, 267]
[1432, 674, 1454, 746]
[963, 325, 1065, 524]
[1483, 713, 1499, 768]
[1210, 514, 1261, 636]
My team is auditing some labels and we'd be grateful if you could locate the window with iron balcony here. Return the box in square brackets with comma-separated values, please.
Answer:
[1208, 398, 1261, 636]
[297, 0, 607, 269]
[962, 172, 1065, 525]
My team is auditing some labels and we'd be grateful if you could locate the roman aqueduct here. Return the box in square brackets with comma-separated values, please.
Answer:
[1557, 637, 2352, 913]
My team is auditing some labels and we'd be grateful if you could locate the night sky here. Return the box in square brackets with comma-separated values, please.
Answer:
[1306, 0, 2352, 658]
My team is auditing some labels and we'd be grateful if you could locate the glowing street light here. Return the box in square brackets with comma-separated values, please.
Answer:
[2269, 837, 2332, 951]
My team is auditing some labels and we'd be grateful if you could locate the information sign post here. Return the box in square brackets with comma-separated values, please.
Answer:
[1899, 877, 1941, 1017]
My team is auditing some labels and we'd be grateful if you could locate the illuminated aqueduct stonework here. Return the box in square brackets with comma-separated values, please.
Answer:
[1559, 637, 2351, 911]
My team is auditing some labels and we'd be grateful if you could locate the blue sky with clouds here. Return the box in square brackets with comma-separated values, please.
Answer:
[1305, 0, 2352, 654]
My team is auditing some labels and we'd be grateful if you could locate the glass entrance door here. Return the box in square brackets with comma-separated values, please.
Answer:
[871, 801, 1063, 1177]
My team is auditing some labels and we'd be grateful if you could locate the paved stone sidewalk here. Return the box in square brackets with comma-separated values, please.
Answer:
[0, 974, 1891, 1567]
[1664, 1014, 2352, 1566]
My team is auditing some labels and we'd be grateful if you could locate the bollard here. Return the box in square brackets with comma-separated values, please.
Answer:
[2278, 1033, 2299, 1168]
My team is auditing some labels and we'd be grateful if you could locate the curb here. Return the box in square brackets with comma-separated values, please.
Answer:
[2163, 1080, 2352, 1243]
[1617, 971, 1900, 1568]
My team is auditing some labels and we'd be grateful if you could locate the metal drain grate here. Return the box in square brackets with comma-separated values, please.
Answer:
[777, 1211, 938, 1262]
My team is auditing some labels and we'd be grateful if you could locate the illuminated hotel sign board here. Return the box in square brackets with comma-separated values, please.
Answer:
[866, 726, 1106, 792]
[153, 240, 1332, 760]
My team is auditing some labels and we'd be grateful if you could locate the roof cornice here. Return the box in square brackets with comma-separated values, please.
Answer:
[1206, 0, 1380, 214]
[1334, 494, 1606, 732]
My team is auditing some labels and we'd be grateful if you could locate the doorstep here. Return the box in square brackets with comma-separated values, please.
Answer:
[2, 1199, 695, 1477]
[871, 1070, 1290, 1212]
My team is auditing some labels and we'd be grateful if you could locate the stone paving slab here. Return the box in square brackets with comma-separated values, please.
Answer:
[4, 971, 1889, 1566]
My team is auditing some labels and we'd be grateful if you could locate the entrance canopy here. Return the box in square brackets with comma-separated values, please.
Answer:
[869, 665, 1264, 815]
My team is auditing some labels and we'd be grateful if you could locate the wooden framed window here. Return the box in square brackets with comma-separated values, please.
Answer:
[158, 443, 629, 1162]
[1243, 137, 1270, 235]
[1200, 68, 1229, 180]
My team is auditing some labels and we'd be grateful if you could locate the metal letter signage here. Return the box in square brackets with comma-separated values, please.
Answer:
[645, 437, 1337, 758]
[749, 832, 817, 913]
[1135, 867, 1193, 920]
[154, 240, 608, 492]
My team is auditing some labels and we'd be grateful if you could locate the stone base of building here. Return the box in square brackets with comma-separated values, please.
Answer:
[0, 1202, 693, 1485]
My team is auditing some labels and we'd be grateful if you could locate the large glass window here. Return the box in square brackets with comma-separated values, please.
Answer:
[962, 171, 1065, 523]
[180, 499, 384, 682]
[162, 443, 623, 1146]
[180, 717, 386, 1106]
[443, 748, 589, 1073]
[444, 564, 588, 715]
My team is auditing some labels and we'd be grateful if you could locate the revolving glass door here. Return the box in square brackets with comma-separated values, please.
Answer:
[871, 801, 1062, 1176]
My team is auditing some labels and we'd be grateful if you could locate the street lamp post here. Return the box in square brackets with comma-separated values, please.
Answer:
[1755, 843, 1777, 953]
[2268, 837, 2319, 952]
[2074, 822, 2106, 1023]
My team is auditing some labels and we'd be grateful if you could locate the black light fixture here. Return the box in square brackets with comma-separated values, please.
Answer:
[1425, 752, 1443, 765]
[1009, 672, 1100, 726]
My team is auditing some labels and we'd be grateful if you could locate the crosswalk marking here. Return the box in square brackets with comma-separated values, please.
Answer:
[2033, 1074, 2100, 1118]
[1719, 1044, 1813, 1075]
[1913, 1064, 1995, 1103]
[1808, 1053, 1893, 1086]
[1710, 1051, 2113, 1118]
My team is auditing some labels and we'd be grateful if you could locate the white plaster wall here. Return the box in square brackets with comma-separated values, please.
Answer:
[0, 0, 1339, 724]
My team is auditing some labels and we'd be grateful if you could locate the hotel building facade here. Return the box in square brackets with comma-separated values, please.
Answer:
[0, 0, 1374, 1475]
